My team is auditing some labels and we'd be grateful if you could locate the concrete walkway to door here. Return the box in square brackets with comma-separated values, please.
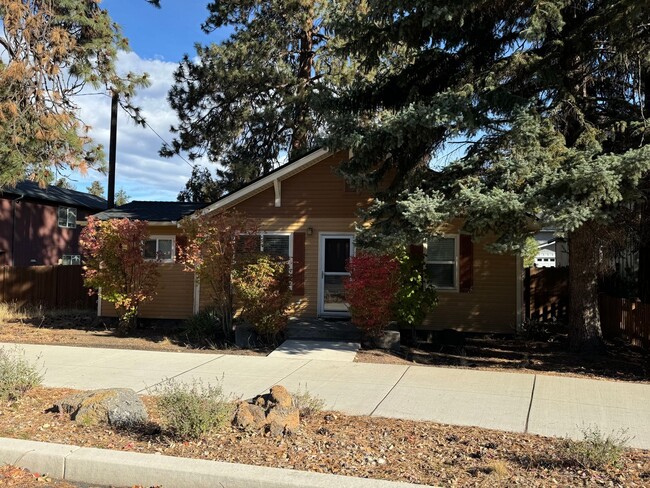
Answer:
[2, 341, 650, 450]
[268, 317, 361, 360]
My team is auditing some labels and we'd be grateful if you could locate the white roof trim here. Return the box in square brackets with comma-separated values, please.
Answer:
[197, 148, 331, 216]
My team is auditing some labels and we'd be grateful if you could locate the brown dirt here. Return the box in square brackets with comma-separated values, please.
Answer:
[1, 387, 649, 487]
[0, 312, 268, 356]
[356, 331, 650, 383]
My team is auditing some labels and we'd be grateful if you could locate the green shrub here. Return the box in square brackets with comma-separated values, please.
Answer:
[559, 426, 630, 469]
[291, 384, 326, 418]
[233, 255, 292, 342]
[183, 307, 224, 345]
[394, 251, 438, 329]
[152, 378, 233, 439]
[0, 347, 43, 402]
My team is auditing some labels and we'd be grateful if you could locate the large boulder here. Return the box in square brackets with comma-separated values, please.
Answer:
[55, 388, 148, 428]
[232, 385, 300, 436]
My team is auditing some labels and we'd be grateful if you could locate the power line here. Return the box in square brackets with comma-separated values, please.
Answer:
[118, 104, 195, 169]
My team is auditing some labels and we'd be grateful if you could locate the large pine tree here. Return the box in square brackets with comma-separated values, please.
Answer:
[0, 0, 148, 187]
[164, 0, 353, 193]
[327, 0, 650, 352]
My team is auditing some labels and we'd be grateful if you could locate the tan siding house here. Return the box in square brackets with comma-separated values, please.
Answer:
[96, 149, 523, 333]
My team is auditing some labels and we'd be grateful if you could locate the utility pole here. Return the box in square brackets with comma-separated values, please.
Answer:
[107, 90, 118, 208]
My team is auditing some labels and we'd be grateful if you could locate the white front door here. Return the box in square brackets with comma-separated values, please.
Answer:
[318, 234, 355, 316]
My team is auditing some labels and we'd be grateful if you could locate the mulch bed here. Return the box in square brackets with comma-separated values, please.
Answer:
[356, 329, 650, 383]
[0, 312, 268, 356]
[1, 388, 649, 487]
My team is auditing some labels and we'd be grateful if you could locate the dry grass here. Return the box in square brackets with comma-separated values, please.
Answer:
[0, 302, 32, 322]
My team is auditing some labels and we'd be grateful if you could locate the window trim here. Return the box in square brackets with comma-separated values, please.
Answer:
[424, 234, 459, 292]
[144, 235, 175, 263]
[57, 206, 77, 228]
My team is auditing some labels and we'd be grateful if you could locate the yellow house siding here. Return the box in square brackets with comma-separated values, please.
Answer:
[100, 263, 195, 320]
[100, 226, 197, 320]
[423, 246, 518, 333]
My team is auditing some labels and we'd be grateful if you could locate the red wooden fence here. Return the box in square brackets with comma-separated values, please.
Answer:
[599, 294, 650, 349]
[525, 267, 570, 322]
[525, 268, 649, 349]
[0, 265, 95, 310]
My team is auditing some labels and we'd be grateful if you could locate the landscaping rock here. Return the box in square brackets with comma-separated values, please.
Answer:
[55, 388, 148, 428]
[269, 385, 293, 408]
[232, 385, 301, 436]
[266, 405, 300, 436]
[232, 401, 267, 431]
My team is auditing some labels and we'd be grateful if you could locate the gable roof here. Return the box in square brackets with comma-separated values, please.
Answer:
[197, 147, 332, 216]
[93, 201, 208, 223]
[1, 181, 107, 210]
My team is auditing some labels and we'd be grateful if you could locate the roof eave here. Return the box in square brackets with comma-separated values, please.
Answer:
[196, 147, 332, 217]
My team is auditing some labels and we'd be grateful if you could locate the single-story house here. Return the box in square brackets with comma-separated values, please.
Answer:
[0, 181, 107, 266]
[94, 149, 524, 333]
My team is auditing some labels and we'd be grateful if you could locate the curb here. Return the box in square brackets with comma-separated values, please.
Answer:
[0, 437, 433, 488]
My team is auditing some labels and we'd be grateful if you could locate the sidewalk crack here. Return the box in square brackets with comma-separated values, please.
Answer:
[136, 354, 226, 393]
[524, 375, 537, 433]
[256, 359, 313, 397]
[369, 366, 410, 417]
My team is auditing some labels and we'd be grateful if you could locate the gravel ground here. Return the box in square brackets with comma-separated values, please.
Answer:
[1, 388, 649, 487]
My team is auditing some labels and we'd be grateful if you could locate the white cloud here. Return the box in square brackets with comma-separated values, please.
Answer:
[71, 51, 209, 202]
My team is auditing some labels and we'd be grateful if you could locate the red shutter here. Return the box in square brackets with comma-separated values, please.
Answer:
[175, 235, 188, 259]
[459, 234, 473, 293]
[292, 232, 306, 296]
[409, 244, 424, 258]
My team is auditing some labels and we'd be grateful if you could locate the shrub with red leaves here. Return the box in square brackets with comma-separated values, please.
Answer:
[344, 253, 400, 337]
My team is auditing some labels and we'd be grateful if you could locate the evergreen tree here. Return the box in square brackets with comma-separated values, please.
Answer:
[177, 166, 222, 203]
[54, 178, 75, 190]
[87, 181, 105, 198]
[163, 0, 354, 192]
[328, 0, 650, 353]
[0, 0, 149, 187]
[115, 188, 130, 207]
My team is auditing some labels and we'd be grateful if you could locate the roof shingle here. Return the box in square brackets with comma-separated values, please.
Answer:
[93, 201, 208, 222]
[1, 181, 107, 210]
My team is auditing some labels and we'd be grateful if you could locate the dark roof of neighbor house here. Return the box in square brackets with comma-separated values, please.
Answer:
[1, 181, 107, 210]
[93, 201, 208, 222]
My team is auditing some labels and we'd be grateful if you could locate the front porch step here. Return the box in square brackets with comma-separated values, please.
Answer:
[285, 317, 362, 342]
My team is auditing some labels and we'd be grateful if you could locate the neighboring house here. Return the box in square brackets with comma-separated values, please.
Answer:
[0, 181, 107, 266]
[533, 229, 569, 268]
[93, 201, 207, 319]
[95, 149, 524, 333]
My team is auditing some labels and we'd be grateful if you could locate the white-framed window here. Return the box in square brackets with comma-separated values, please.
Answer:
[58, 207, 77, 228]
[425, 235, 458, 290]
[144, 236, 175, 262]
[60, 254, 81, 265]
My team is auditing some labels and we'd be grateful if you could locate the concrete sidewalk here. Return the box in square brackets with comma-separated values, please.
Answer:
[3, 342, 649, 449]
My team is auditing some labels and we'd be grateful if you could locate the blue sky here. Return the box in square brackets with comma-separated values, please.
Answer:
[103, 1, 223, 61]
[72, 1, 230, 202]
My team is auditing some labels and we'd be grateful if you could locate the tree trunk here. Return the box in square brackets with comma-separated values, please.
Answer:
[638, 70, 650, 302]
[568, 223, 604, 353]
[639, 199, 650, 303]
[290, 13, 314, 157]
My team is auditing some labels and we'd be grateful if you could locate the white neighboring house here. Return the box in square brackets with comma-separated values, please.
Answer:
[533, 229, 569, 268]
